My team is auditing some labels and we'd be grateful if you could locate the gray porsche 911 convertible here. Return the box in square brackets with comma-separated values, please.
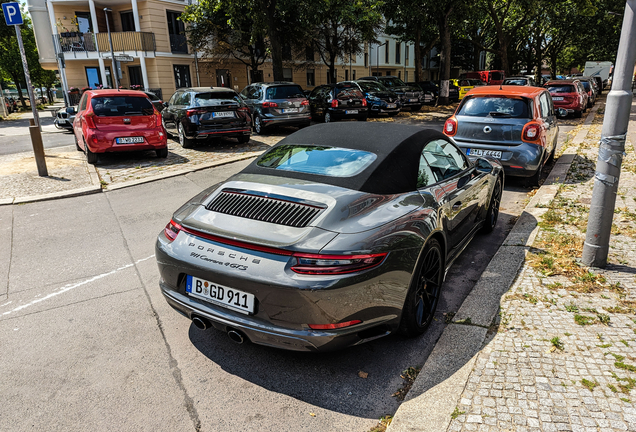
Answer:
[156, 123, 504, 352]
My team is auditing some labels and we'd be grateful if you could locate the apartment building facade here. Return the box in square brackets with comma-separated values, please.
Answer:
[27, 0, 418, 103]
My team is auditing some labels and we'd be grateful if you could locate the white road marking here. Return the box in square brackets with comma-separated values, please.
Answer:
[1, 255, 155, 316]
[0, 301, 12, 307]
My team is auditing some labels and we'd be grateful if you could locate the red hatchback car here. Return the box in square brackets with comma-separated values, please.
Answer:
[73, 89, 168, 164]
[544, 79, 588, 118]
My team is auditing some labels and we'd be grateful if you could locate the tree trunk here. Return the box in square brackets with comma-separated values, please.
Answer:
[263, 0, 284, 81]
[550, 51, 558, 79]
[438, 14, 452, 105]
[329, 56, 336, 83]
[14, 79, 26, 109]
[414, 25, 422, 82]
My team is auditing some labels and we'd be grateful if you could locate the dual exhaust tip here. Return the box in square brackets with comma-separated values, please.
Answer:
[191, 316, 245, 344]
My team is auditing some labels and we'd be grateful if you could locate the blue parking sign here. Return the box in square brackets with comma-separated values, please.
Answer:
[3, 2, 23, 26]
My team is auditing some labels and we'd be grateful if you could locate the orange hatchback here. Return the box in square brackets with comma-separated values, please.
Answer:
[443, 86, 562, 186]
[73, 89, 168, 164]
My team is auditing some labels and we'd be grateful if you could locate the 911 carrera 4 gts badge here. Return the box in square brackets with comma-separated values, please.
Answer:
[185, 239, 262, 271]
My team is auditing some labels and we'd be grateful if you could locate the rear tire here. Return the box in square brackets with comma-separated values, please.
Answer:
[253, 115, 266, 135]
[178, 123, 194, 149]
[156, 147, 168, 158]
[237, 135, 250, 143]
[574, 110, 582, 118]
[482, 178, 502, 233]
[74, 134, 81, 151]
[525, 158, 545, 188]
[161, 117, 172, 138]
[85, 143, 98, 165]
[411, 105, 422, 111]
[399, 239, 443, 337]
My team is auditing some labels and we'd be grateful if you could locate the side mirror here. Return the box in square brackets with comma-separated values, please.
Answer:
[163, 101, 169, 108]
[556, 108, 567, 118]
[475, 157, 494, 173]
[66, 107, 76, 114]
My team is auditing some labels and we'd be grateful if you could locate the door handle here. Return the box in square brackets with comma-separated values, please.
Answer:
[452, 202, 462, 211]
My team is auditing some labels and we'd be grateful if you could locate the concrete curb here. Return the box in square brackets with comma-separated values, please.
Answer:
[387, 106, 599, 432]
[0, 152, 261, 205]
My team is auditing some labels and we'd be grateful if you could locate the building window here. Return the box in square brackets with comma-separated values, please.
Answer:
[405, 45, 409, 60]
[129, 66, 143, 87]
[173, 65, 191, 89]
[398, 71, 401, 80]
[282, 44, 292, 61]
[120, 11, 135, 31]
[364, 52, 368, 67]
[283, 68, 293, 81]
[167, 11, 187, 54]
[75, 12, 92, 33]
[353, 70, 356, 80]
[395, 42, 401, 64]
[306, 69, 315, 86]
[345, 70, 349, 81]
[385, 41, 389, 64]
[405, 71, 408, 82]
[85, 67, 101, 88]
[306, 46, 314, 61]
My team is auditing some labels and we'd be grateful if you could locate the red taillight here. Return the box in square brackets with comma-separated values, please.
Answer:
[522, 122, 542, 144]
[237, 106, 249, 113]
[263, 101, 278, 108]
[361, 98, 367, 107]
[290, 252, 387, 275]
[308, 320, 362, 330]
[331, 99, 338, 108]
[155, 111, 162, 127]
[301, 100, 309, 106]
[164, 220, 181, 242]
[85, 112, 96, 129]
[186, 109, 206, 117]
[443, 117, 457, 136]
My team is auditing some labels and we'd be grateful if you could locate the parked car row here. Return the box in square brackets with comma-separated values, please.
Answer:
[3, 97, 17, 114]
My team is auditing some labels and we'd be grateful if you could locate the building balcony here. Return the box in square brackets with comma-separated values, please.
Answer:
[53, 32, 156, 59]
[169, 34, 188, 54]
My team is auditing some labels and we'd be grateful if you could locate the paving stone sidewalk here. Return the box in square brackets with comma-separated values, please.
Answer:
[447, 103, 636, 432]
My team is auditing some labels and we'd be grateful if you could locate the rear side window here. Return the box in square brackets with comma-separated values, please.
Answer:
[90, 96, 154, 116]
[458, 96, 531, 119]
[422, 139, 468, 181]
[581, 82, 591, 91]
[194, 92, 241, 106]
[335, 87, 364, 99]
[265, 85, 304, 99]
[490, 72, 503, 81]
[257, 145, 377, 177]
[547, 85, 575, 93]
[503, 79, 526, 85]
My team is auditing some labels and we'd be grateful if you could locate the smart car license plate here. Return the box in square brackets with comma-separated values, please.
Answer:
[116, 137, 144, 144]
[552, 97, 564, 101]
[58, 119, 67, 124]
[186, 275, 255, 315]
[386, 103, 396, 109]
[282, 108, 299, 113]
[346, 110, 358, 114]
[468, 148, 502, 158]
[212, 111, 234, 118]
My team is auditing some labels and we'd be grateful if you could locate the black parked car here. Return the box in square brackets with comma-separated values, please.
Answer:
[54, 106, 77, 131]
[144, 91, 164, 112]
[359, 76, 423, 110]
[407, 81, 437, 104]
[338, 80, 400, 116]
[162, 87, 251, 148]
[239, 82, 311, 134]
[308, 83, 368, 123]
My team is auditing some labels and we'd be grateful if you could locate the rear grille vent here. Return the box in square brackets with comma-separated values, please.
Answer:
[206, 190, 325, 228]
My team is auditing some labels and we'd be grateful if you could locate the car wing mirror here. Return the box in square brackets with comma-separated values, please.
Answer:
[66, 107, 76, 114]
[556, 108, 567, 118]
[475, 157, 494, 173]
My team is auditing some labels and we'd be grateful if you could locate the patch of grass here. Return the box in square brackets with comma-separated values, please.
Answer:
[545, 282, 563, 290]
[608, 384, 619, 393]
[368, 415, 393, 432]
[582, 307, 598, 313]
[597, 314, 611, 325]
[598, 343, 613, 348]
[615, 362, 636, 373]
[620, 397, 631, 403]
[609, 353, 625, 361]
[565, 303, 579, 313]
[551, 337, 564, 351]
[574, 314, 596, 326]
[582, 378, 599, 391]
[620, 340, 629, 347]
[524, 294, 538, 304]
[451, 407, 465, 420]
[564, 332, 572, 337]
[392, 366, 422, 401]
[540, 208, 563, 227]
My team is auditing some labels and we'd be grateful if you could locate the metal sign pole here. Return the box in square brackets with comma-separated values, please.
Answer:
[14, 24, 40, 128]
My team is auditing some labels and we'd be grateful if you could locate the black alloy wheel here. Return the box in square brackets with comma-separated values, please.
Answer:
[156, 147, 168, 158]
[324, 112, 332, 123]
[525, 157, 544, 188]
[399, 238, 444, 337]
[482, 178, 502, 233]
[85, 140, 98, 165]
[178, 123, 194, 149]
[161, 117, 171, 138]
[237, 135, 250, 143]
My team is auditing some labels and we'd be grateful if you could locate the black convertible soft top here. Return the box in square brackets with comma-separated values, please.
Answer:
[242, 123, 450, 194]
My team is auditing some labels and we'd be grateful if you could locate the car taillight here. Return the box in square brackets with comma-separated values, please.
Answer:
[308, 320, 362, 330]
[155, 111, 162, 127]
[522, 122, 542, 144]
[290, 252, 387, 275]
[262, 101, 278, 108]
[361, 98, 367, 107]
[331, 99, 338, 108]
[164, 220, 181, 242]
[186, 109, 206, 117]
[301, 100, 309, 106]
[237, 106, 249, 113]
[443, 117, 457, 136]
[84, 112, 96, 129]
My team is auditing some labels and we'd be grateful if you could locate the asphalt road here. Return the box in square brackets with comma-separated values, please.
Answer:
[0, 111, 577, 431]
[0, 116, 75, 155]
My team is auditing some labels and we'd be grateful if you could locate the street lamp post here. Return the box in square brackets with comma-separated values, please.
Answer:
[582, 0, 636, 267]
[103, 8, 119, 90]
[376, 41, 388, 77]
